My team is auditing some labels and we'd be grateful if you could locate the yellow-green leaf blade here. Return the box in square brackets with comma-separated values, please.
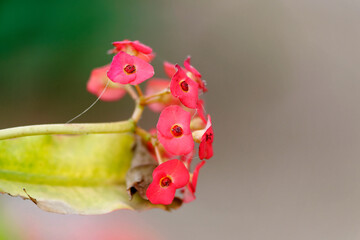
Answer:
[0, 133, 177, 214]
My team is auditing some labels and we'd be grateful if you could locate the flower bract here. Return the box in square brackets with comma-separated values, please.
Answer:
[157, 105, 194, 155]
[107, 52, 154, 85]
[170, 65, 199, 109]
[146, 159, 190, 205]
[184, 56, 207, 92]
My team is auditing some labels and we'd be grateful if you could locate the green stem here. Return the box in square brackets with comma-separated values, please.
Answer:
[135, 127, 152, 142]
[0, 120, 135, 140]
[131, 101, 144, 123]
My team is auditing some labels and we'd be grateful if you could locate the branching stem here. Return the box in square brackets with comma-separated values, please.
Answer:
[141, 88, 170, 104]
[135, 127, 152, 142]
[131, 101, 144, 123]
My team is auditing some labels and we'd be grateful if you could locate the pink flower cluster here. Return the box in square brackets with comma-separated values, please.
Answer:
[86, 40, 214, 205]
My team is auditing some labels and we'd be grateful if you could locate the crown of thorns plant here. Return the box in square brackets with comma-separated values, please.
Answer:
[87, 40, 214, 205]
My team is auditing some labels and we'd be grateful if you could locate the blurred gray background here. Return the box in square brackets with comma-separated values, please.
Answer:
[1, 0, 360, 239]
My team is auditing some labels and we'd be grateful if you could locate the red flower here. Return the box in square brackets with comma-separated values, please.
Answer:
[145, 79, 180, 112]
[107, 52, 154, 85]
[184, 56, 207, 92]
[170, 65, 199, 109]
[166, 58, 207, 92]
[199, 115, 214, 160]
[111, 40, 155, 62]
[157, 105, 194, 156]
[146, 159, 190, 205]
[86, 65, 126, 101]
[183, 160, 206, 203]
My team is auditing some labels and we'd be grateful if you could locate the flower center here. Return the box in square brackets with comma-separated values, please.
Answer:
[206, 132, 213, 142]
[171, 124, 183, 137]
[179, 80, 189, 92]
[124, 64, 136, 74]
[160, 176, 172, 187]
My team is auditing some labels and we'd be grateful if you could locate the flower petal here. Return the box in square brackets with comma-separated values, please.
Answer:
[107, 52, 154, 85]
[199, 115, 214, 160]
[131, 56, 155, 85]
[156, 105, 192, 138]
[146, 159, 190, 205]
[132, 40, 153, 54]
[146, 182, 176, 205]
[196, 99, 207, 123]
[154, 159, 190, 188]
[192, 160, 206, 192]
[158, 132, 194, 156]
[184, 56, 202, 78]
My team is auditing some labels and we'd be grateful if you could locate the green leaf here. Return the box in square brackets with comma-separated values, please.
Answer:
[0, 133, 180, 214]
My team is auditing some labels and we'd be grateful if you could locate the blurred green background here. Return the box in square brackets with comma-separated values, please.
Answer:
[2, 0, 360, 239]
[0, 0, 182, 127]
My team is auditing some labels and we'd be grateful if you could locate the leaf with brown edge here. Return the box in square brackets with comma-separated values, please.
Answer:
[0, 133, 180, 214]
